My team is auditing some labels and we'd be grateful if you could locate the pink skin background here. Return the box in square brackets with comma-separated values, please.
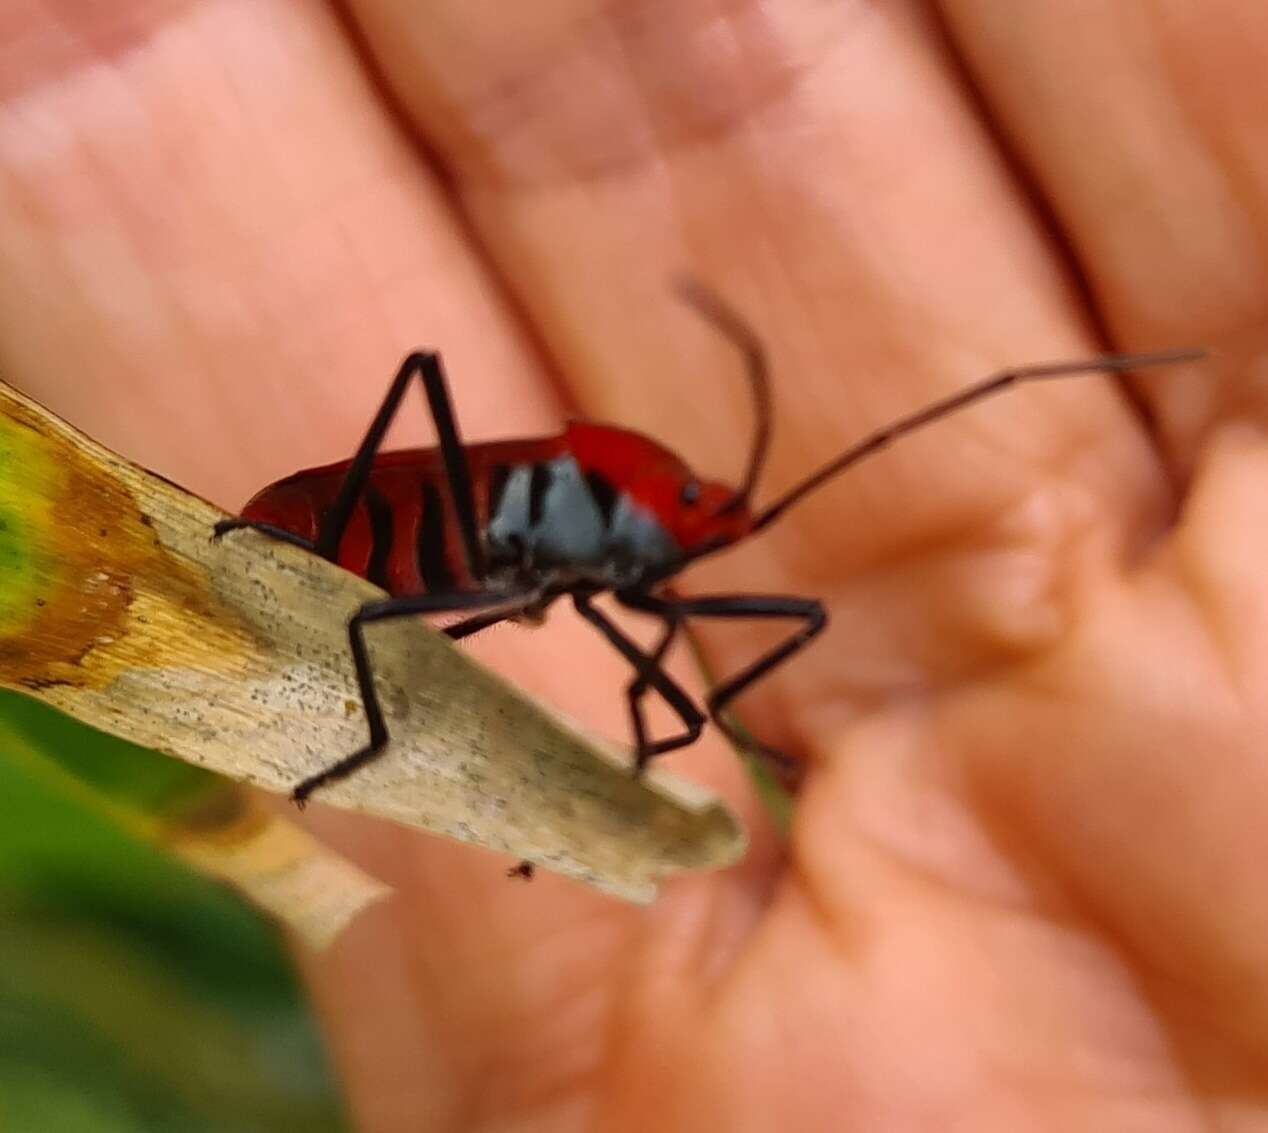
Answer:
[6, 2, 1268, 1130]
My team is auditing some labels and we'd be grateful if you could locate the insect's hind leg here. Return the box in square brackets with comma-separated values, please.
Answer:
[313, 353, 453, 561]
[216, 353, 487, 579]
[292, 589, 534, 806]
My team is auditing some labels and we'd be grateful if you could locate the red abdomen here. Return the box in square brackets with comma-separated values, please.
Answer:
[241, 436, 566, 594]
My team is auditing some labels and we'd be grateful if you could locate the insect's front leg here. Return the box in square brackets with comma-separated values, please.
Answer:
[619, 590, 827, 782]
[572, 594, 705, 773]
[623, 610, 694, 769]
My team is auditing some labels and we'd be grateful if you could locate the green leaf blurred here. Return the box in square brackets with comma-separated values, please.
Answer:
[0, 691, 348, 1132]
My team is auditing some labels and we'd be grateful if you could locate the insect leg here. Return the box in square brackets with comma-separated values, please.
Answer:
[417, 354, 487, 583]
[309, 353, 486, 584]
[620, 592, 826, 776]
[444, 594, 559, 642]
[292, 588, 534, 806]
[624, 611, 687, 763]
[212, 518, 317, 552]
[312, 354, 428, 561]
[443, 608, 514, 642]
[572, 594, 704, 771]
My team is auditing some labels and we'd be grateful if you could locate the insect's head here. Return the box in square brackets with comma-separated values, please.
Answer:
[564, 420, 753, 565]
[662, 474, 753, 553]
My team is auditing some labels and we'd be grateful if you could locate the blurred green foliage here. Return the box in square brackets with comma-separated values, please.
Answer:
[0, 691, 348, 1133]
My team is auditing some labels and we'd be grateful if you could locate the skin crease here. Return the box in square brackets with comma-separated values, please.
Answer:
[5, 0, 1268, 1128]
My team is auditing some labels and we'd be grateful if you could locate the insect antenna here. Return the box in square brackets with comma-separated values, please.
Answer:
[748, 345, 1207, 535]
[675, 279, 771, 514]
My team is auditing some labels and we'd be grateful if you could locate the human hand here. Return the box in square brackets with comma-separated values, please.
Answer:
[5, 3, 1268, 1129]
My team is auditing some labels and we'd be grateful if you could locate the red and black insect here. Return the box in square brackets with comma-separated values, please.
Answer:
[216, 284, 1202, 806]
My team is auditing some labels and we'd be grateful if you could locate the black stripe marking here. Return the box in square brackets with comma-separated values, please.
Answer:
[365, 488, 394, 590]
[418, 481, 456, 592]
[528, 462, 551, 527]
[317, 506, 336, 562]
[585, 470, 619, 528]
[488, 462, 512, 521]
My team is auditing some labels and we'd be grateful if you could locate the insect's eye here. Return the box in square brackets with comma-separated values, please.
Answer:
[680, 482, 702, 507]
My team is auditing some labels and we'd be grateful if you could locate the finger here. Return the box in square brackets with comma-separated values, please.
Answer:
[346, 0, 1169, 744]
[939, 1, 1268, 473]
[0, 2, 560, 506]
[942, 427, 1268, 1083]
